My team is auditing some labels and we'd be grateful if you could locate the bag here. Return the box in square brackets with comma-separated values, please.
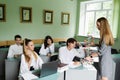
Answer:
[73, 56, 80, 62]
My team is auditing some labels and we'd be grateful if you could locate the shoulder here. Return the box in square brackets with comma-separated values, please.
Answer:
[41, 43, 44, 46]
[59, 46, 66, 50]
[21, 54, 25, 61]
[10, 44, 16, 47]
[9, 44, 16, 49]
[52, 43, 54, 45]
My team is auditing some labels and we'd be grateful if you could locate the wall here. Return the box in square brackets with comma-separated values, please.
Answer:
[75, 0, 120, 50]
[0, 0, 77, 41]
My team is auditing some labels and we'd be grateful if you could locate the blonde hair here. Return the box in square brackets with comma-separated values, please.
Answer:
[97, 17, 114, 46]
[23, 38, 38, 63]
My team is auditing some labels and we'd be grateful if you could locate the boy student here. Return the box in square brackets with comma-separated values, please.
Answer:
[59, 38, 83, 65]
[7, 35, 23, 58]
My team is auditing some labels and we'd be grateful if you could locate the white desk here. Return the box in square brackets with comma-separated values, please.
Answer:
[65, 65, 97, 80]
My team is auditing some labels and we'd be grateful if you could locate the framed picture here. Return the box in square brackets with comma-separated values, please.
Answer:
[61, 12, 70, 24]
[20, 7, 32, 23]
[44, 10, 53, 24]
[0, 4, 6, 22]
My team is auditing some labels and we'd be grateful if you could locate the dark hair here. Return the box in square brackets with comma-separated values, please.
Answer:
[14, 35, 22, 40]
[66, 38, 77, 46]
[23, 38, 32, 54]
[24, 38, 32, 46]
[44, 35, 53, 49]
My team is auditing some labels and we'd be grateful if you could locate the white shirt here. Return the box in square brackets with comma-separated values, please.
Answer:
[59, 46, 82, 64]
[7, 44, 23, 58]
[76, 46, 85, 58]
[19, 53, 44, 74]
[39, 43, 55, 55]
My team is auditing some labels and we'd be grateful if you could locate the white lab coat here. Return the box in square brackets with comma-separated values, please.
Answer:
[19, 53, 43, 74]
[7, 44, 23, 58]
[39, 43, 55, 55]
[59, 46, 82, 64]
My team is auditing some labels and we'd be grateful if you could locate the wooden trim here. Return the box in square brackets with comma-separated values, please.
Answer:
[53, 38, 67, 43]
[0, 41, 7, 46]
[0, 38, 67, 47]
[7, 40, 15, 45]
[32, 39, 44, 44]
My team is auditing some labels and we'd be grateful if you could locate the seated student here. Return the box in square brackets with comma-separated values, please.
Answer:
[39, 35, 54, 57]
[59, 38, 83, 65]
[19, 38, 43, 75]
[7, 35, 23, 58]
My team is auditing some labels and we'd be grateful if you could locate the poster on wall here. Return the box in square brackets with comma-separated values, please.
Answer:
[61, 12, 70, 24]
[20, 7, 32, 23]
[43, 10, 53, 24]
[0, 4, 6, 22]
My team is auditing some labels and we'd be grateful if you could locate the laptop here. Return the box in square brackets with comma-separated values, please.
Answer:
[32, 60, 59, 78]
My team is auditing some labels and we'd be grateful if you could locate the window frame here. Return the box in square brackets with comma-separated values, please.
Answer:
[78, 0, 113, 38]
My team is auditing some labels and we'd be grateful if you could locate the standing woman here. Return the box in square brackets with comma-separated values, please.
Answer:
[19, 38, 43, 75]
[86, 17, 114, 80]
[39, 35, 54, 57]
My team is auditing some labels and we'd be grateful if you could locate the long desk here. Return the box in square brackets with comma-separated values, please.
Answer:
[66, 65, 97, 80]
[5, 58, 97, 80]
[36, 64, 97, 80]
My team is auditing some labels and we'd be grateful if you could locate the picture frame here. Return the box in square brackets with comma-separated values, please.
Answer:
[61, 12, 70, 24]
[0, 4, 6, 22]
[44, 10, 53, 24]
[20, 7, 32, 23]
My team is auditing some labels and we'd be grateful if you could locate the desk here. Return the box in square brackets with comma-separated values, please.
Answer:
[5, 58, 97, 80]
[37, 73, 59, 80]
[40, 52, 58, 63]
[66, 65, 97, 80]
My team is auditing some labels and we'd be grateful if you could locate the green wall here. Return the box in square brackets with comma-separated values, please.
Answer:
[75, 0, 120, 50]
[0, 0, 77, 40]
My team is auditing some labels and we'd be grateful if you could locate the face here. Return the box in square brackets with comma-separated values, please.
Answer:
[96, 22, 100, 30]
[47, 39, 52, 45]
[68, 41, 76, 49]
[15, 38, 22, 45]
[26, 41, 34, 51]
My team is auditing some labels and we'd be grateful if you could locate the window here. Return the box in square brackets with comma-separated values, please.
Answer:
[79, 0, 113, 38]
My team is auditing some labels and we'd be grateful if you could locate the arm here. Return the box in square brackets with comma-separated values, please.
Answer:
[37, 55, 44, 69]
[20, 55, 29, 74]
[39, 44, 47, 55]
[7, 46, 14, 58]
[50, 43, 55, 53]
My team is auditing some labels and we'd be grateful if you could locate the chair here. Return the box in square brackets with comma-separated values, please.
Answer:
[5, 58, 20, 80]
[111, 48, 118, 54]
[0, 48, 8, 80]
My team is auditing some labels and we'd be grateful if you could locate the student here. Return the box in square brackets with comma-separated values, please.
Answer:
[86, 17, 114, 80]
[59, 38, 83, 65]
[39, 35, 54, 57]
[19, 38, 43, 74]
[7, 35, 23, 58]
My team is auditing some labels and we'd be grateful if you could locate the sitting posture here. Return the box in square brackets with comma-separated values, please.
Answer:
[39, 35, 54, 57]
[59, 38, 84, 65]
[7, 35, 23, 58]
[19, 38, 43, 75]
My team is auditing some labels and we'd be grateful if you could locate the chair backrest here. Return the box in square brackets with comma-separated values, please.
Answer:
[5, 59, 20, 80]
[0, 49, 8, 79]
[111, 48, 118, 54]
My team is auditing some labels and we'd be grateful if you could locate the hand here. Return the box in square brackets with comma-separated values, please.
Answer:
[47, 53, 51, 57]
[14, 54, 20, 58]
[91, 52, 98, 57]
[85, 56, 93, 61]
[73, 61, 80, 65]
